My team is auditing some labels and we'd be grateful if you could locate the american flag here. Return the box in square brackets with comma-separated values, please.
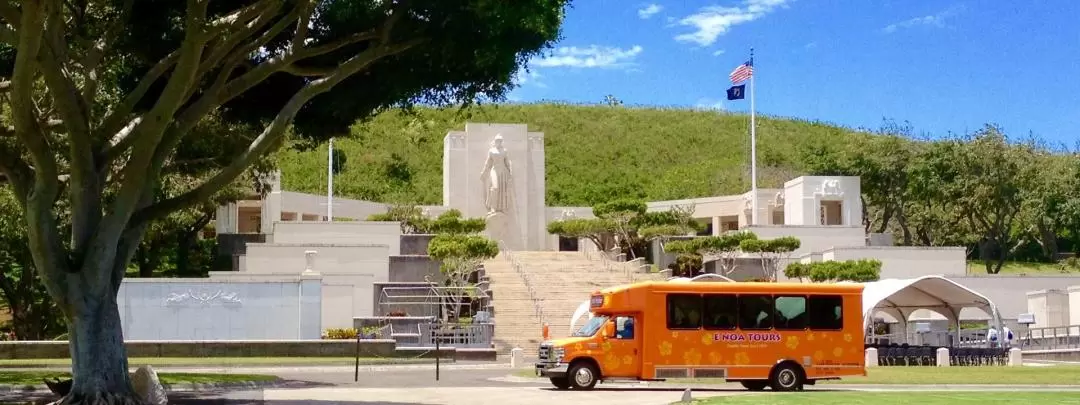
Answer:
[729, 60, 753, 84]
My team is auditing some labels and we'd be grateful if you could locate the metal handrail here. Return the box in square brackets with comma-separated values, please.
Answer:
[583, 247, 643, 282]
[498, 242, 545, 330]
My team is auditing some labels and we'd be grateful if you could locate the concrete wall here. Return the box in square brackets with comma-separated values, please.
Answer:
[390, 256, 441, 283]
[401, 234, 436, 255]
[118, 278, 321, 340]
[271, 221, 401, 255]
[208, 272, 373, 329]
[279, 191, 388, 220]
[1027, 289, 1071, 328]
[1071, 286, 1080, 326]
[241, 243, 390, 277]
[0, 340, 397, 359]
[745, 225, 866, 259]
[949, 276, 1080, 322]
[824, 246, 968, 278]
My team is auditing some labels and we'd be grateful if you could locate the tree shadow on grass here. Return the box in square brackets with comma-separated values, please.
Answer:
[1, 378, 344, 405]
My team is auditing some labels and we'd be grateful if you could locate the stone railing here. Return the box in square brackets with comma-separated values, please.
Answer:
[583, 248, 649, 282]
[498, 242, 545, 329]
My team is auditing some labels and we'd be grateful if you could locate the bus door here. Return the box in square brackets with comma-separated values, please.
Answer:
[602, 314, 642, 378]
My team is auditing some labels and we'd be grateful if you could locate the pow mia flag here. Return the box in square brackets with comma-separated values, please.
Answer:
[726, 84, 746, 101]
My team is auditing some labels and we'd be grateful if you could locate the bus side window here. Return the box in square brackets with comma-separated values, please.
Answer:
[667, 294, 702, 330]
[703, 294, 737, 330]
[774, 295, 807, 330]
[808, 295, 844, 330]
[738, 294, 773, 330]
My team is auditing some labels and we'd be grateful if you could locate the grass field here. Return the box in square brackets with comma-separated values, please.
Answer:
[966, 260, 1069, 275]
[276, 103, 861, 206]
[691, 392, 1080, 405]
[518, 366, 1080, 386]
[0, 371, 277, 386]
[0, 357, 434, 368]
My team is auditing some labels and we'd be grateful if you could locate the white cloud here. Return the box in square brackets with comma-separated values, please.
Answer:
[514, 69, 546, 88]
[712, 49, 726, 56]
[532, 45, 644, 69]
[804, 41, 817, 49]
[674, 0, 792, 47]
[882, 5, 964, 33]
[695, 98, 725, 111]
[638, 3, 663, 19]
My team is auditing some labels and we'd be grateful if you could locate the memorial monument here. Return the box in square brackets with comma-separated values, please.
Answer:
[443, 123, 546, 250]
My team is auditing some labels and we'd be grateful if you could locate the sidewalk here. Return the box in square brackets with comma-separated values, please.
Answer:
[0, 361, 515, 375]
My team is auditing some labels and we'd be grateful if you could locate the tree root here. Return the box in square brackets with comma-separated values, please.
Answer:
[47, 391, 147, 405]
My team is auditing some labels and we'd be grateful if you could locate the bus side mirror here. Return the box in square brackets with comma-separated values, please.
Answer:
[602, 322, 615, 339]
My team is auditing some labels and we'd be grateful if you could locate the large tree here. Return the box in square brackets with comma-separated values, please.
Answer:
[0, 0, 569, 402]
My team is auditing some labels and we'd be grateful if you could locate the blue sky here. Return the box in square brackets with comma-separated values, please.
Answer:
[507, 0, 1080, 146]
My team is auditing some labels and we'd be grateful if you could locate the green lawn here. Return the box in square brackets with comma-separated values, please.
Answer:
[0, 356, 433, 368]
[966, 260, 1069, 275]
[519, 366, 1080, 386]
[690, 392, 1080, 405]
[0, 371, 277, 387]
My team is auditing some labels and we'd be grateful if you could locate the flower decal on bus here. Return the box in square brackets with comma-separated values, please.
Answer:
[659, 340, 673, 357]
[574, 343, 584, 351]
[605, 352, 620, 366]
[601, 341, 613, 352]
[806, 333, 815, 341]
[700, 334, 714, 346]
[844, 333, 853, 343]
[683, 348, 702, 365]
[734, 352, 750, 365]
[813, 350, 824, 361]
[833, 347, 844, 357]
[623, 355, 635, 366]
[785, 336, 799, 350]
[709, 351, 722, 364]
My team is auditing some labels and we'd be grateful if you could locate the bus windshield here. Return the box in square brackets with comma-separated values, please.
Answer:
[572, 315, 609, 337]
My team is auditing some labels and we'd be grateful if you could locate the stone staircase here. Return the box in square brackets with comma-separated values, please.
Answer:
[484, 251, 665, 356]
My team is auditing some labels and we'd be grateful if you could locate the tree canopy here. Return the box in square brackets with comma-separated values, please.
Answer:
[0, 0, 570, 401]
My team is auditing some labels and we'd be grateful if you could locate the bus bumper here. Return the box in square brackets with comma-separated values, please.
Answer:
[536, 363, 569, 379]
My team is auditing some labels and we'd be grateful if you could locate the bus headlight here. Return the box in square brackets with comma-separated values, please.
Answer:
[552, 347, 565, 363]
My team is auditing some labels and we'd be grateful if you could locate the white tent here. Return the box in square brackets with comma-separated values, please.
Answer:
[860, 275, 1002, 339]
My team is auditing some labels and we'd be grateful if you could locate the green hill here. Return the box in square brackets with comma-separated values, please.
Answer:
[275, 103, 868, 207]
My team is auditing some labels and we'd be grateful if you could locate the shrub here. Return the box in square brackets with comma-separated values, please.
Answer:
[323, 328, 359, 340]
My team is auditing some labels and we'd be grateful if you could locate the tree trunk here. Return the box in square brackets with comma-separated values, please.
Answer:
[62, 293, 142, 405]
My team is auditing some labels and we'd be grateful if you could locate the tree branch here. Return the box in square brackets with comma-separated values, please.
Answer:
[97, 52, 179, 163]
[0, 1, 21, 29]
[81, 0, 212, 298]
[131, 37, 426, 226]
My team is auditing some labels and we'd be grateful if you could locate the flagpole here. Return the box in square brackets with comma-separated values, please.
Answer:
[749, 48, 758, 226]
[327, 137, 334, 221]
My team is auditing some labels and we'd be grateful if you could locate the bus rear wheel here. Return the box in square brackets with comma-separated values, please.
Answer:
[740, 381, 768, 391]
[769, 363, 804, 392]
[568, 362, 599, 390]
[550, 377, 570, 390]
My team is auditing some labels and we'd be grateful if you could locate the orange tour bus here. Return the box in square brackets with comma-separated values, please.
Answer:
[534, 280, 865, 391]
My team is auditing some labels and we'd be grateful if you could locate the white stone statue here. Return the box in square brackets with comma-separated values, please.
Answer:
[480, 134, 513, 214]
[132, 365, 168, 405]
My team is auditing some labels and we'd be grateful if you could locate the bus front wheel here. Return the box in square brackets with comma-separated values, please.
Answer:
[568, 362, 599, 390]
[769, 363, 804, 391]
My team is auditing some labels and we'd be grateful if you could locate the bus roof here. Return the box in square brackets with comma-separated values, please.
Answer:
[596, 280, 864, 296]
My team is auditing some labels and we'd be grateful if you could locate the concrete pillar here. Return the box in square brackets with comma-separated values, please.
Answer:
[936, 347, 950, 367]
[1008, 348, 1022, 366]
[711, 216, 721, 236]
[510, 347, 524, 368]
[864, 348, 878, 367]
[304, 250, 318, 273]
[298, 272, 323, 339]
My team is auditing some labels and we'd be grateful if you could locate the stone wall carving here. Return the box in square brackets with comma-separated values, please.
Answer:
[816, 179, 844, 197]
[164, 290, 243, 306]
[528, 134, 544, 150]
[560, 209, 577, 220]
[447, 133, 466, 149]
